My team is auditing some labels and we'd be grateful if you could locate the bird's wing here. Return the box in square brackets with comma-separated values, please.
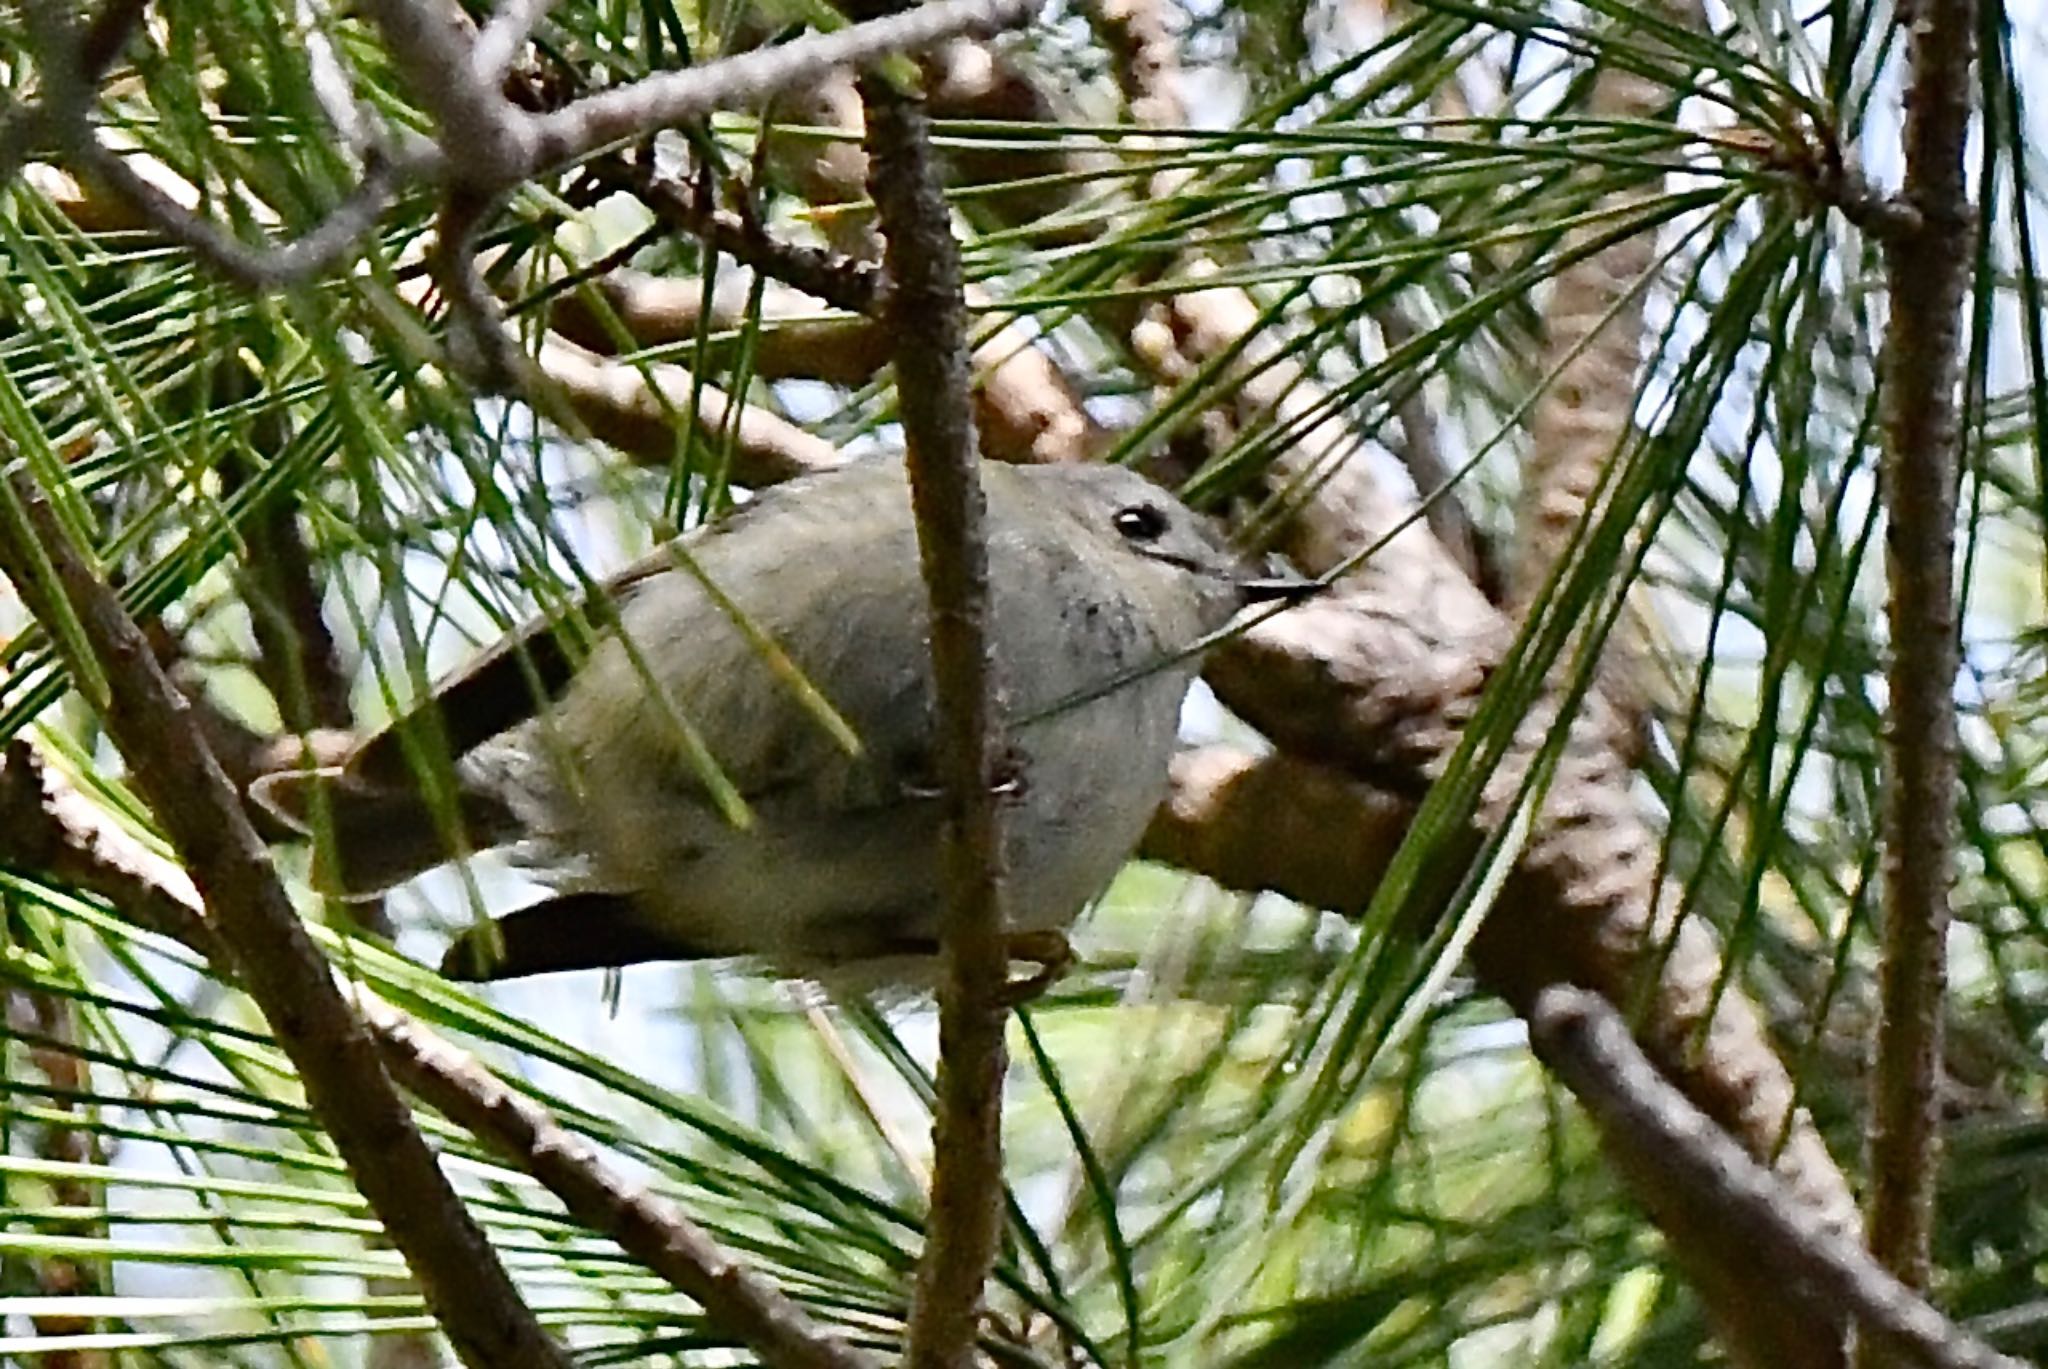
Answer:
[346, 547, 679, 786]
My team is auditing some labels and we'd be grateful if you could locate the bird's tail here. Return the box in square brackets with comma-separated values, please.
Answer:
[249, 767, 520, 898]
[440, 891, 709, 980]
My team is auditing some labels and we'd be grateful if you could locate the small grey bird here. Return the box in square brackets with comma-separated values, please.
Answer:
[253, 459, 1300, 986]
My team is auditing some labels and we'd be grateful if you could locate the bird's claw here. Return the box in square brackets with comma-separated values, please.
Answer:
[996, 929, 1073, 1007]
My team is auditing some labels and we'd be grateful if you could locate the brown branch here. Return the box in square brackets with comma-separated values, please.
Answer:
[551, 269, 893, 384]
[210, 382, 426, 1369]
[628, 148, 1102, 466]
[235, 501, 354, 734]
[0, 741, 215, 953]
[762, 70, 881, 255]
[923, 39, 1100, 240]
[214, 393, 354, 738]
[365, 1002, 884, 1369]
[1202, 595, 1866, 1348]
[356, 0, 1041, 191]
[1504, 8, 1688, 743]
[539, 335, 849, 481]
[547, 261, 1099, 465]
[0, 0, 148, 186]
[29, 152, 865, 485]
[667, 60, 1100, 466]
[1505, 53, 1673, 606]
[433, 190, 528, 391]
[19, 0, 404, 281]
[1370, 303, 1499, 595]
[203, 441, 374, 890]
[76, 0, 150, 77]
[22, 0, 1038, 296]
[628, 168, 882, 316]
[1860, 0, 1976, 1317]
[0, 478, 572, 1369]
[1532, 988, 2018, 1369]
[1140, 745, 1411, 910]
[58, 135, 405, 289]
[863, 81, 1011, 1369]
[0, 740, 876, 1369]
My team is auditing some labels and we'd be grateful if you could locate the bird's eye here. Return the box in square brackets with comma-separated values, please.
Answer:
[1113, 504, 1170, 542]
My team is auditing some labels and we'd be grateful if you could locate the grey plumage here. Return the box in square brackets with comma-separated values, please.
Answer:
[254, 459, 1294, 983]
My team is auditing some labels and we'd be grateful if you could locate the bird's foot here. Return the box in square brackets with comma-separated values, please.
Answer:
[899, 746, 1031, 804]
[991, 745, 1030, 803]
[996, 929, 1073, 1007]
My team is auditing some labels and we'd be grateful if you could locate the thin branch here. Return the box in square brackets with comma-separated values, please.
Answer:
[66, 136, 403, 288]
[0, 477, 572, 1369]
[0, 740, 215, 953]
[471, 0, 558, 85]
[593, 67, 1104, 466]
[351, 0, 535, 188]
[0, 0, 149, 187]
[1532, 989, 2019, 1369]
[628, 165, 882, 316]
[216, 414, 355, 740]
[1860, 0, 1976, 1312]
[364, 1003, 885, 1369]
[432, 190, 527, 391]
[548, 268, 892, 383]
[527, 0, 1039, 175]
[538, 335, 849, 482]
[25, 0, 1036, 300]
[19, 0, 407, 285]
[295, 0, 378, 160]
[362, 0, 1042, 193]
[863, 81, 1011, 1369]
[75, 0, 150, 76]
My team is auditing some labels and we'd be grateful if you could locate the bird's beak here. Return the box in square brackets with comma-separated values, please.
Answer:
[1237, 555, 1318, 604]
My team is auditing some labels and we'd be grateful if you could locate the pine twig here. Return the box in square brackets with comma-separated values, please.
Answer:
[1860, 0, 1976, 1318]
[864, 80, 1012, 1369]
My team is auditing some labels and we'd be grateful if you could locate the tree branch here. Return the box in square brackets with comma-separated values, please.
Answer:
[363, 1003, 886, 1369]
[20, 0, 1041, 300]
[1140, 745, 1412, 910]
[863, 81, 1011, 1369]
[470, 0, 559, 85]
[1504, 7, 1682, 738]
[539, 335, 849, 481]
[356, 0, 1041, 193]
[433, 189, 527, 390]
[1533, 988, 2017, 1369]
[0, 0, 148, 186]
[1860, 0, 1976, 1315]
[527, 0, 1038, 175]
[61, 135, 405, 289]
[626, 167, 883, 316]
[549, 268, 893, 383]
